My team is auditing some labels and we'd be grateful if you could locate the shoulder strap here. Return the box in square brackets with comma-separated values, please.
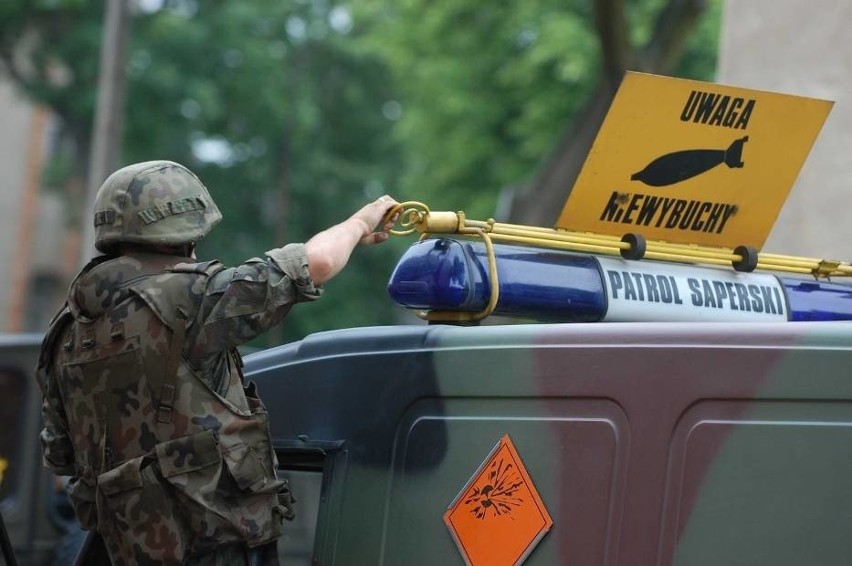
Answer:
[36, 304, 73, 390]
[168, 259, 224, 276]
[157, 312, 187, 425]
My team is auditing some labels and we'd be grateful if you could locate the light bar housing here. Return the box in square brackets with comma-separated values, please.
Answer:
[387, 239, 852, 322]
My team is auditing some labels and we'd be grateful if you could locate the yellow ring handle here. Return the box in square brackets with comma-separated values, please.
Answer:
[383, 201, 431, 236]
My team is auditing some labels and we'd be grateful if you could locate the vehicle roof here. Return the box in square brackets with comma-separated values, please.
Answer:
[243, 321, 852, 372]
[0, 333, 43, 349]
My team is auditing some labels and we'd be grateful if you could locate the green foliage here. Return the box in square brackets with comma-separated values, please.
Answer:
[2, 0, 406, 343]
[673, 0, 723, 80]
[0, 0, 101, 136]
[2, 0, 721, 344]
[353, 0, 722, 220]
[121, 1, 405, 344]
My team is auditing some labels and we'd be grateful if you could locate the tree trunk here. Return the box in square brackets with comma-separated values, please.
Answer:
[507, 0, 707, 227]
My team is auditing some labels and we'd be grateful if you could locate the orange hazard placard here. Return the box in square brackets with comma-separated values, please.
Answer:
[444, 435, 553, 566]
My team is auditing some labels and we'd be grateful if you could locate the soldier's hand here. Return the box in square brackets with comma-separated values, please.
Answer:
[354, 195, 399, 246]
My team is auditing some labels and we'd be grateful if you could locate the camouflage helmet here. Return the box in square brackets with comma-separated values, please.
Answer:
[93, 160, 222, 253]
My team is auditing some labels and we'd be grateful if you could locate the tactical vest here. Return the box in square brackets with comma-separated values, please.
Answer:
[44, 258, 290, 565]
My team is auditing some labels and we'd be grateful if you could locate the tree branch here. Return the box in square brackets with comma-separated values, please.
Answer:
[506, 82, 613, 226]
[638, 0, 707, 74]
[507, 0, 709, 227]
[594, 0, 632, 92]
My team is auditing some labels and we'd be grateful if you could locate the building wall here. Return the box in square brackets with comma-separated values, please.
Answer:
[0, 78, 69, 333]
[0, 80, 39, 332]
[718, 0, 852, 260]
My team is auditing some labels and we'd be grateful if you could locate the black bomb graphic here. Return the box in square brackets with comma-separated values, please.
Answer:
[631, 136, 749, 187]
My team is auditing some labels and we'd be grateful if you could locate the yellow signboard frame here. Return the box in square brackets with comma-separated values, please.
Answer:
[557, 72, 833, 249]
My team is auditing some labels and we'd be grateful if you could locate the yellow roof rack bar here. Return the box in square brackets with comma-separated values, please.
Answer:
[387, 202, 852, 279]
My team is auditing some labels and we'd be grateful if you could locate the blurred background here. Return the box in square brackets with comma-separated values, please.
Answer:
[0, 0, 848, 347]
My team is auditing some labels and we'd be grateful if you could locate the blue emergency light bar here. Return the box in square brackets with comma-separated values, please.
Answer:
[387, 239, 852, 322]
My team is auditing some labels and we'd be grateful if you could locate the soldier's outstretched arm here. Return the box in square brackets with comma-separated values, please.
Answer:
[305, 195, 399, 285]
[188, 195, 399, 354]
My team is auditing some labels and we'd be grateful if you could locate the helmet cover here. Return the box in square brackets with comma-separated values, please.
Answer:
[93, 161, 222, 253]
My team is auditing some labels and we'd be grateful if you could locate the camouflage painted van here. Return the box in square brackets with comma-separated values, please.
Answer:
[248, 312, 852, 564]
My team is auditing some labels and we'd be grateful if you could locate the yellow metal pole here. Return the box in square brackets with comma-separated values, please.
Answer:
[386, 202, 852, 279]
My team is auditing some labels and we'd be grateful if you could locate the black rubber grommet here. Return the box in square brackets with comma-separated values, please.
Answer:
[732, 245, 759, 272]
[620, 233, 646, 261]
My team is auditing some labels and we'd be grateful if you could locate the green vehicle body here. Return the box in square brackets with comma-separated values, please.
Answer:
[247, 320, 852, 565]
[3, 321, 852, 564]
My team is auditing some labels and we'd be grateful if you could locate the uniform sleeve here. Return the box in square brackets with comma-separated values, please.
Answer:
[37, 364, 76, 476]
[188, 243, 323, 355]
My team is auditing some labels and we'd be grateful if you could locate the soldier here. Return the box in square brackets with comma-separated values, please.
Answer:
[35, 160, 399, 565]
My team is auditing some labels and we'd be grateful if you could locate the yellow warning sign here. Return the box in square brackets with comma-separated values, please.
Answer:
[556, 72, 833, 249]
[444, 435, 553, 566]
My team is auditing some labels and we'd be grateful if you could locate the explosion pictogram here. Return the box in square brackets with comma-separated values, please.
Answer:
[464, 457, 524, 520]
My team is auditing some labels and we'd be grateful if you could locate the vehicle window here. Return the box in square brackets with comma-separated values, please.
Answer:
[276, 468, 322, 565]
[0, 368, 26, 501]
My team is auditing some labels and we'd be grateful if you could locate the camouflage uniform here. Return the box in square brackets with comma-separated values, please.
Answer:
[36, 161, 319, 565]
